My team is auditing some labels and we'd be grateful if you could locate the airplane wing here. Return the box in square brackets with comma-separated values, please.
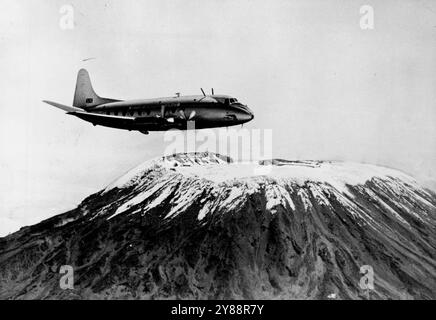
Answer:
[70, 112, 172, 123]
[68, 111, 136, 126]
[68, 111, 174, 127]
[134, 116, 169, 124]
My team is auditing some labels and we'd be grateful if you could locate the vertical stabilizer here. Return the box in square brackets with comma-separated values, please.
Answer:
[73, 69, 117, 108]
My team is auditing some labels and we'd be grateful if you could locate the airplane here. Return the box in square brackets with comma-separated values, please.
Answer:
[43, 69, 254, 134]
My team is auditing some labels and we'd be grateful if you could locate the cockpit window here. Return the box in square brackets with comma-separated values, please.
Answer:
[216, 97, 239, 105]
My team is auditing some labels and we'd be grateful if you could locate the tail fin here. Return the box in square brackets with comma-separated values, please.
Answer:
[73, 69, 117, 108]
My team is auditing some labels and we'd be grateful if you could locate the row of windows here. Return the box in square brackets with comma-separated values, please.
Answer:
[105, 110, 151, 116]
[104, 107, 185, 117]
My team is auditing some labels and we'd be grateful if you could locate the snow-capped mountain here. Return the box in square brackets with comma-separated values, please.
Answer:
[0, 152, 435, 299]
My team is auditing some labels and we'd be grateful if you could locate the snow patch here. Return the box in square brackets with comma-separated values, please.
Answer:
[164, 183, 204, 219]
[107, 180, 174, 220]
[298, 189, 312, 211]
[265, 184, 295, 213]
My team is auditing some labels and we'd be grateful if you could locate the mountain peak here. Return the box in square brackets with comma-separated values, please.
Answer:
[104, 152, 417, 198]
[160, 152, 233, 166]
[1, 152, 435, 299]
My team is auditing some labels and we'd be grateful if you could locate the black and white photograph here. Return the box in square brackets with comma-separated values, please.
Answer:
[0, 0, 435, 310]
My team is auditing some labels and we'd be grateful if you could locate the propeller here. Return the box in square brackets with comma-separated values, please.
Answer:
[178, 110, 196, 120]
[211, 88, 214, 95]
[200, 88, 206, 96]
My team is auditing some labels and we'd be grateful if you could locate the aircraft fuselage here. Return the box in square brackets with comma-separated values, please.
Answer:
[82, 95, 254, 132]
[44, 69, 254, 134]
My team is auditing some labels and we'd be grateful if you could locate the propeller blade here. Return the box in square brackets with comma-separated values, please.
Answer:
[179, 110, 187, 119]
[211, 88, 214, 95]
[188, 111, 196, 120]
[200, 88, 205, 96]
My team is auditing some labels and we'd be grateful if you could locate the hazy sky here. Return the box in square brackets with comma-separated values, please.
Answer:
[1, 0, 435, 235]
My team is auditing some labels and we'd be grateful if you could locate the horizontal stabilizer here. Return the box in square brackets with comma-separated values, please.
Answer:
[43, 100, 83, 113]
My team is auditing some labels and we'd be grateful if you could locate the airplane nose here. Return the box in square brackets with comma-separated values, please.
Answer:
[245, 106, 254, 121]
[238, 109, 254, 122]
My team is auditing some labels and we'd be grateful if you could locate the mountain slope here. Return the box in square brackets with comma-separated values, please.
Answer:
[0, 152, 435, 299]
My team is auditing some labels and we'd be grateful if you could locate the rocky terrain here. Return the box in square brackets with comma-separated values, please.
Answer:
[0, 152, 435, 299]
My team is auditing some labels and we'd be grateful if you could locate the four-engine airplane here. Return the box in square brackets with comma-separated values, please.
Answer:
[43, 69, 254, 134]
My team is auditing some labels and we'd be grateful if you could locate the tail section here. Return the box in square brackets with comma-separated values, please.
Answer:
[43, 100, 83, 113]
[73, 69, 118, 108]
